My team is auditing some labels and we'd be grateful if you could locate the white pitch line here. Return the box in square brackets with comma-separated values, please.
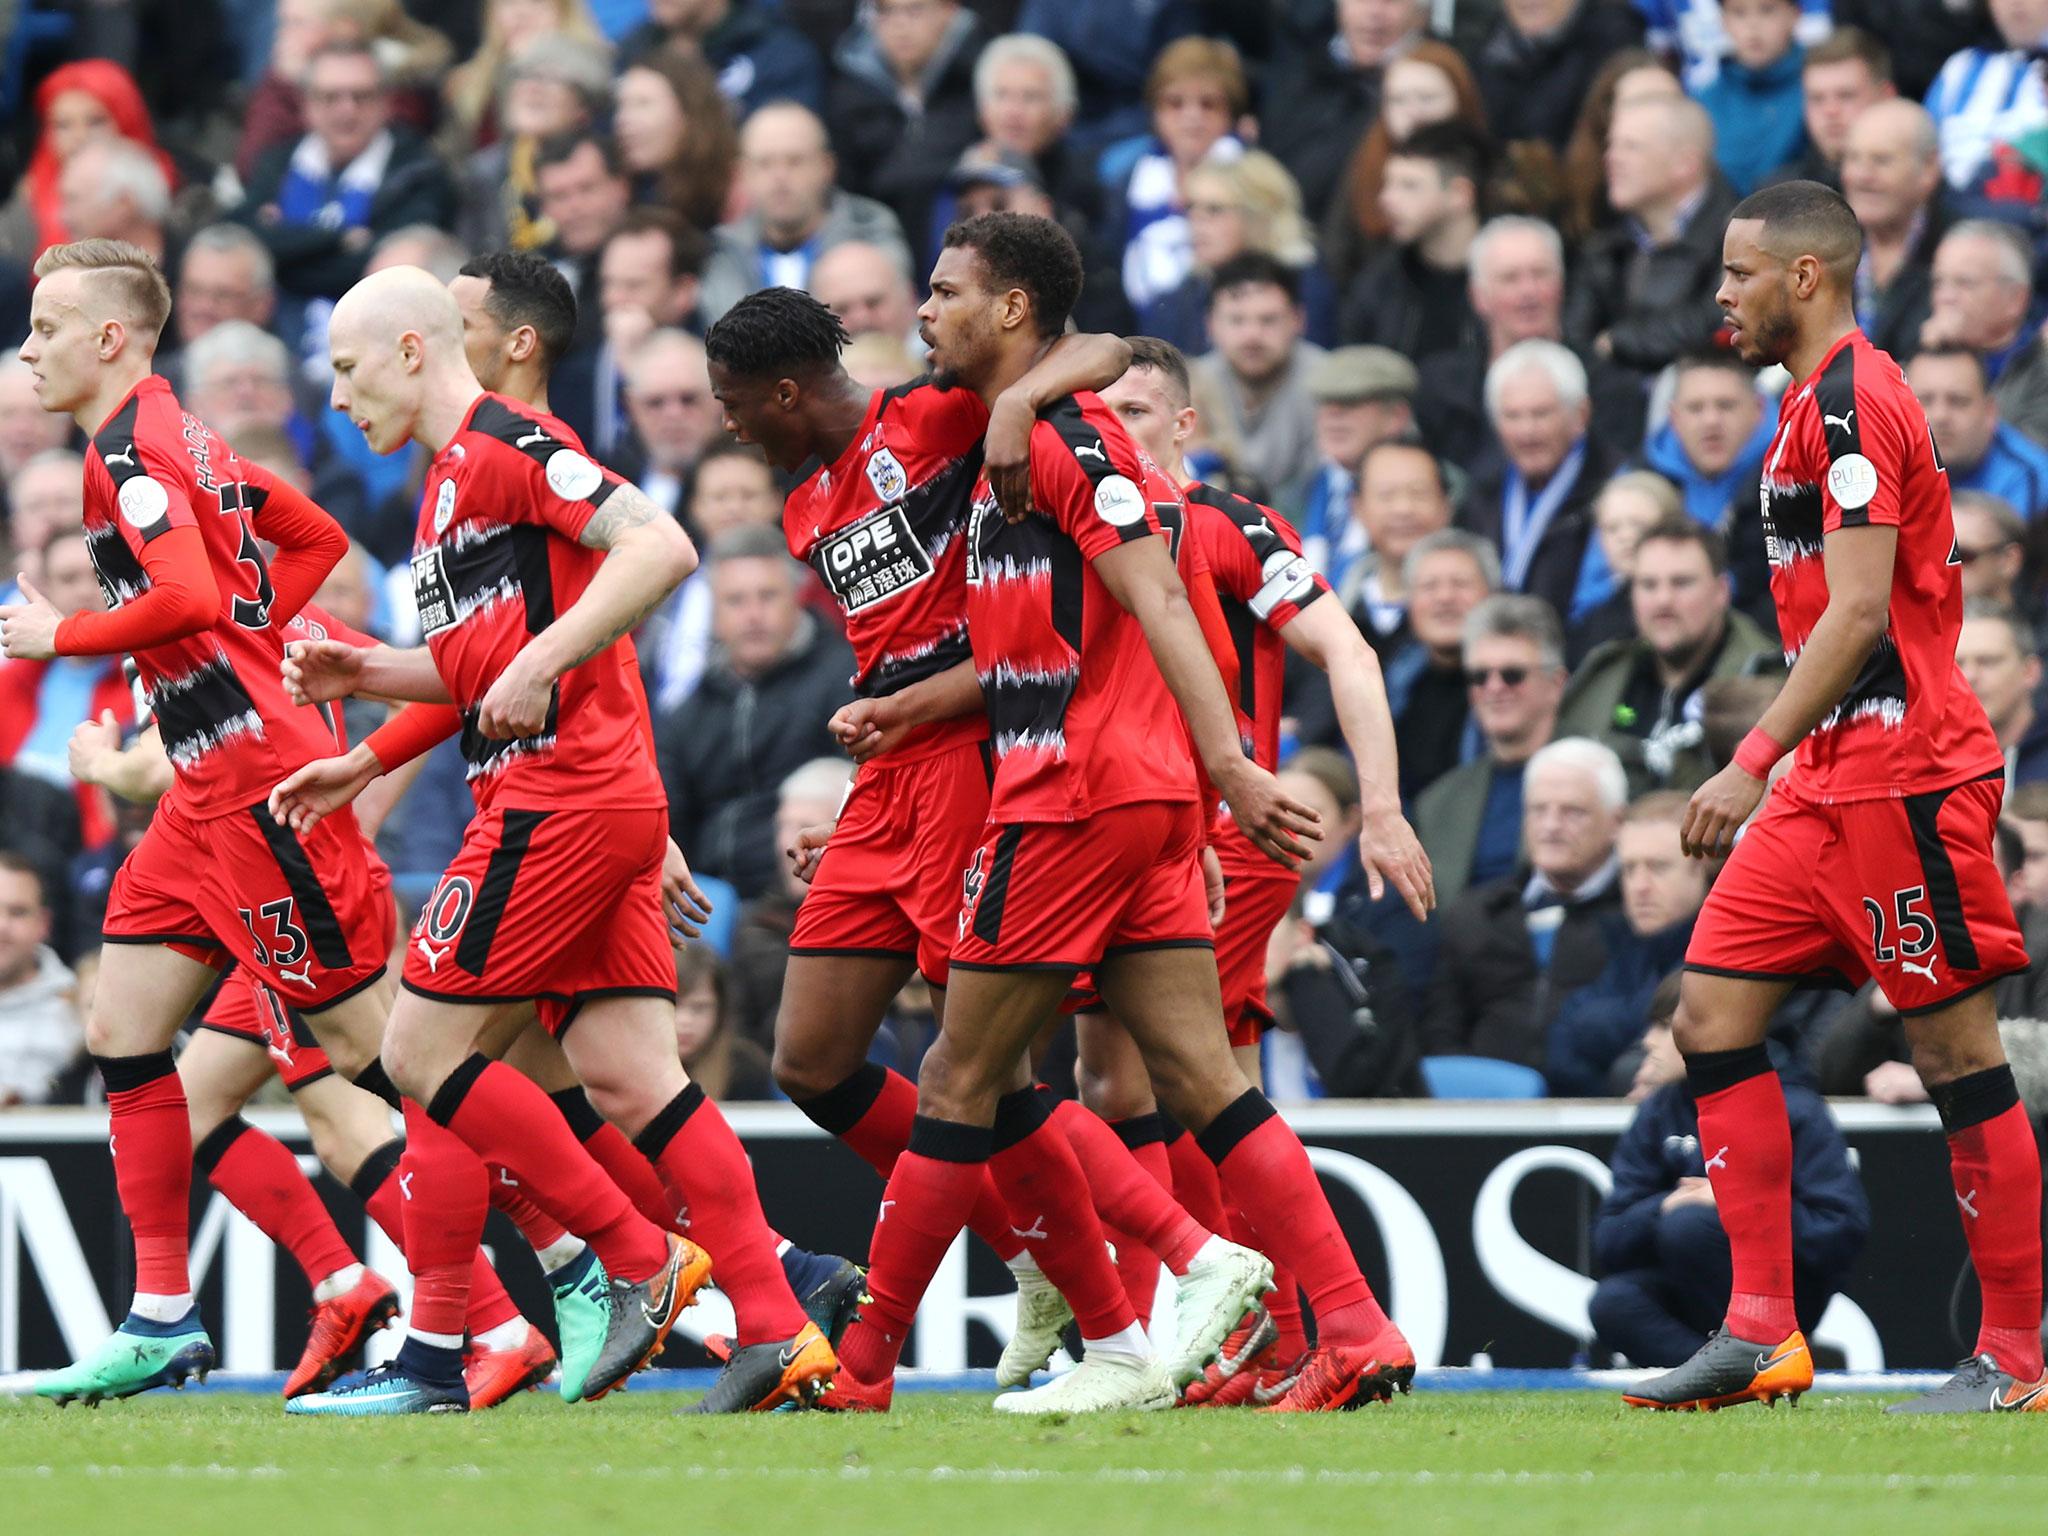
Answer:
[5, 1465, 2047, 1491]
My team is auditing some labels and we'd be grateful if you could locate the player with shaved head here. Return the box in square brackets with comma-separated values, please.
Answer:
[1625, 181, 2042, 1415]
[272, 265, 837, 1414]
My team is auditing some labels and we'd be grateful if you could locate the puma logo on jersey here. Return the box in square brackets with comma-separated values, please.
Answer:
[1073, 439, 1108, 463]
[515, 428, 551, 449]
[1703, 1145, 1729, 1174]
[1900, 955, 1938, 985]
[1822, 409, 1854, 435]
[416, 936, 449, 973]
[277, 962, 313, 988]
[1956, 1187, 1979, 1220]
[1010, 1216, 1048, 1242]
[399, 1172, 415, 1200]
[102, 443, 138, 469]
[1244, 513, 1276, 541]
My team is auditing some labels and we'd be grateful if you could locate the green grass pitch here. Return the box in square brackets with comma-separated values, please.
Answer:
[2, 1389, 2040, 1535]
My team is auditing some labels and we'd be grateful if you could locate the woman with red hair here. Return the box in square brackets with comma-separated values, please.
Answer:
[0, 60, 182, 261]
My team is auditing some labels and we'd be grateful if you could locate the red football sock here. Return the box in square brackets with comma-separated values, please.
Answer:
[396, 1102, 489, 1336]
[1944, 1086, 2044, 1380]
[636, 1084, 806, 1344]
[1101, 1221, 1160, 1329]
[990, 1092, 1135, 1342]
[1205, 1091, 1387, 1346]
[1229, 1203, 1307, 1355]
[1050, 1099, 1208, 1272]
[838, 1124, 993, 1382]
[487, 1169, 568, 1251]
[431, 1056, 667, 1284]
[1166, 1124, 1228, 1235]
[548, 1085, 675, 1229]
[1688, 1048, 1797, 1342]
[358, 1139, 522, 1337]
[197, 1117, 355, 1287]
[588, 1121, 676, 1229]
[798, 1063, 1024, 1261]
[100, 1053, 193, 1298]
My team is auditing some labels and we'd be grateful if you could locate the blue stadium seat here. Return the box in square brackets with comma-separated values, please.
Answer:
[1420, 1056, 1548, 1100]
[693, 874, 740, 959]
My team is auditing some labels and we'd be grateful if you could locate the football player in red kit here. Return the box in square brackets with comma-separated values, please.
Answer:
[1, 239, 395, 1405]
[826, 214, 1416, 1415]
[1627, 182, 2040, 1413]
[1090, 337, 1433, 1404]
[272, 266, 831, 1415]
[65, 630, 555, 1409]
[708, 287, 1272, 1396]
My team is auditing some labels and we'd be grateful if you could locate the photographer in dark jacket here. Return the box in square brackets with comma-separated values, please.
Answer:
[1590, 975, 1871, 1367]
[1267, 896, 1426, 1099]
[657, 525, 855, 899]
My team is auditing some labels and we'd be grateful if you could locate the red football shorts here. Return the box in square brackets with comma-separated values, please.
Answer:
[950, 800, 1213, 973]
[197, 967, 335, 1090]
[1686, 771, 2028, 1014]
[1211, 819, 1304, 1048]
[104, 795, 392, 1011]
[401, 803, 676, 1035]
[790, 740, 992, 987]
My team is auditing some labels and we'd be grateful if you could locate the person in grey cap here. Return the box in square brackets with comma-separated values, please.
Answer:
[1282, 344, 1418, 594]
[456, 33, 615, 256]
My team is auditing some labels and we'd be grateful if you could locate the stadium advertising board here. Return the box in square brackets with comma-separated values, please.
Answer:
[0, 1103, 1977, 1374]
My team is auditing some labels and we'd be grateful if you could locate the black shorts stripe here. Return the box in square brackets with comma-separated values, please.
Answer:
[458, 808, 549, 977]
[1099, 937, 1217, 960]
[971, 825, 1025, 946]
[102, 931, 224, 950]
[551, 986, 682, 1038]
[249, 808, 355, 968]
[1903, 784, 1983, 971]
[260, 985, 322, 1052]
[978, 738, 996, 788]
[946, 959, 1083, 974]
[1894, 970, 2026, 1019]
[1683, 962, 1858, 992]
[786, 945, 918, 961]
[297, 963, 389, 1015]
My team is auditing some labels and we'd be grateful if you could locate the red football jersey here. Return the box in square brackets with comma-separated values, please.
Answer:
[964, 393, 1201, 822]
[1183, 483, 1328, 772]
[410, 393, 664, 812]
[83, 375, 339, 817]
[783, 380, 991, 763]
[1758, 330, 2002, 802]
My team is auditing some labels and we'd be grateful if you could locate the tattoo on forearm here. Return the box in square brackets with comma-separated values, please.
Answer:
[577, 483, 662, 550]
[562, 609, 652, 671]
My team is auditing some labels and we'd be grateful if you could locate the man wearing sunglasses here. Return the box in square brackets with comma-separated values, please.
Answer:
[1414, 593, 1569, 907]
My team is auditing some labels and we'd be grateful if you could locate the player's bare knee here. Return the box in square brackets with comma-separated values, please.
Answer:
[377, 1025, 439, 1102]
[915, 1035, 997, 1121]
[771, 1032, 862, 1103]
[1668, 994, 1712, 1057]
